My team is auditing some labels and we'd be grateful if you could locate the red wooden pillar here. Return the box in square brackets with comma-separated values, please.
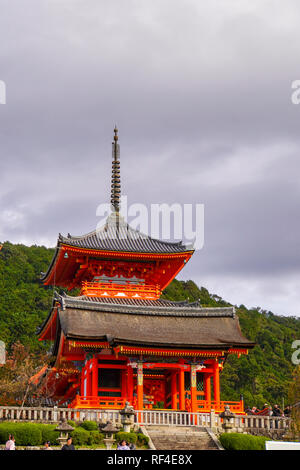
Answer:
[171, 371, 177, 409]
[204, 374, 211, 409]
[127, 366, 134, 404]
[121, 369, 126, 399]
[179, 368, 185, 410]
[80, 366, 85, 396]
[137, 362, 143, 411]
[213, 360, 220, 410]
[92, 357, 98, 397]
[190, 364, 197, 414]
[86, 364, 90, 396]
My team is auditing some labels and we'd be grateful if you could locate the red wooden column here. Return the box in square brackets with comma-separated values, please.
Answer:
[121, 369, 127, 399]
[204, 374, 211, 409]
[179, 368, 185, 410]
[171, 371, 177, 409]
[92, 357, 98, 397]
[80, 366, 86, 396]
[190, 364, 197, 413]
[127, 365, 134, 404]
[137, 362, 143, 411]
[213, 360, 220, 410]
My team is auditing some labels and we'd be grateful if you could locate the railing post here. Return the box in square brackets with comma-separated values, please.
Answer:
[210, 409, 216, 432]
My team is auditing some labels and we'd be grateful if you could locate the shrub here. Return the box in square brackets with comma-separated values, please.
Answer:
[80, 420, 98, 431]
[38, 424, 60, 446]
[219, 433, 268, 450]
[87, 431, 104, 445]
[70, 427, 90, 446]
[67, 420, 76, 428]
[137, 433, 149, 446]
[0, 422, 42, 446]
[116, 431, 137, 445]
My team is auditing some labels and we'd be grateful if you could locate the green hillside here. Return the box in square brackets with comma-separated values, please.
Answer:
[0, 241, 299, 408]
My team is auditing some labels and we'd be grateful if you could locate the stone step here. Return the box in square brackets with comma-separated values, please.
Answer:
[146, 425, 220, 450]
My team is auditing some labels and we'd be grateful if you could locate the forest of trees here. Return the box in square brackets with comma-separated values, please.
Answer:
[0, 241, 299, 408]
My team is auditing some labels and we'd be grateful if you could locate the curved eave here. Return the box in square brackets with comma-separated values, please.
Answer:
[41, 241, 194, 286]
[65, 335, 255, 351]
[38, 304, 59, 341]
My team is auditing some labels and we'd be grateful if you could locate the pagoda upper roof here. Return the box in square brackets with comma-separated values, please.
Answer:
[41, 214, 194, 287]
[58, 214, 193, 254]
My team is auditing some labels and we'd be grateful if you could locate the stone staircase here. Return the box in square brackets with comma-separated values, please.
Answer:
[145, 426, 221, 450]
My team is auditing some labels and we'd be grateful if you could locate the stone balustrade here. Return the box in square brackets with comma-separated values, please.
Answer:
[0, 406, 122, 424]
[0, 406, 291, 438]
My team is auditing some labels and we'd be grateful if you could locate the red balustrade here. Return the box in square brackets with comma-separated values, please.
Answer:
[70, 395, 127, 409]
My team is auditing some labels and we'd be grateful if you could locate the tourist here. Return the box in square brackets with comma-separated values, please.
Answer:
[129, 442, 136, 450]
[117, 440, 130, 450]
[284, 405, 292, 417]
[5, 434, 15, 450]
[61, 437, 75, 450]
[272, 404, 282, 417]
[43, 441, 53, 450]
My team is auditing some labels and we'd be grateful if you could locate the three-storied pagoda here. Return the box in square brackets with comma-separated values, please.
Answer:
[38, 128, 254, 413]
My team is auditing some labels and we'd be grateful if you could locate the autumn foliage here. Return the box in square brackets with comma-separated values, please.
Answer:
[0, 342, 49, 406]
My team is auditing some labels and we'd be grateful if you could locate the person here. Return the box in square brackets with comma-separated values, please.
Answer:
[61, 437, 75, 450]
[272, 404, 282, 417]
[129, 442, 136, 450]
[5, 435, 15, 450]
[284, 405, 291, 417]
[252, 406, 260, 414]
[117, 440, 130, 450]
[43, 441, 53, 450]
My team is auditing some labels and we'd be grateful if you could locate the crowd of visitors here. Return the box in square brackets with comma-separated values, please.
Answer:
[245, 404, 292, 417]
[4, 435, 75, 450]
[3, 434, 137, 450]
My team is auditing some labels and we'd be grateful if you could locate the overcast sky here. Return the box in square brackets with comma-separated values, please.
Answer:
[0, 1, 300, 316]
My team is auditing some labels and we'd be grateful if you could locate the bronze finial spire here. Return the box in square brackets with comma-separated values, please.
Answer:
[111, 126, 121, 213]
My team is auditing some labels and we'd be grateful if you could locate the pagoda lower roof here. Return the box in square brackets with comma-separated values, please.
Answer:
[39, 293, 255, 351]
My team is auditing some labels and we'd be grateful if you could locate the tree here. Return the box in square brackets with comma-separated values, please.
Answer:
[0, 342, 49, 406]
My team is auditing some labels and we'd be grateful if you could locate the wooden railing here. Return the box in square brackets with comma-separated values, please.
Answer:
[195, 400, 244, 414]
[69, 396, 127, 409]
[81, 281, 161, 299]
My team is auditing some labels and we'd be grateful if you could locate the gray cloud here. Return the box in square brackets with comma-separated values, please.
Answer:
[0, 0, 300, 315]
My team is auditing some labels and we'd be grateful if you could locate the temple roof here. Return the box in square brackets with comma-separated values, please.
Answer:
[59, 293, 202, 309]
[40, 293, 255, 351]
[57, 293, 230, 317]
[57, 215, 192, 254]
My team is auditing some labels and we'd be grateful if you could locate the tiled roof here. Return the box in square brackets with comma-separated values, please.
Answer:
[39, 293, 255, 351]
[57, 305, 254, 349]
[57, 293, 234, 318]
[58, 214, 193, 254]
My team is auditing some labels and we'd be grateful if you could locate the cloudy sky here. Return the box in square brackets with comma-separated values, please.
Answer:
[0, 1, 300, 316]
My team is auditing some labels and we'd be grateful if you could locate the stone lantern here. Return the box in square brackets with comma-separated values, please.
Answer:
[102, 420, 119, 450]
[120, 401, 136, 433]
[219, 405, 236, 433]
[55, 418, 75, 447]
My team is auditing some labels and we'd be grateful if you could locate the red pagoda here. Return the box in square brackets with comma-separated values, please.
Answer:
[38, 128, 254, 414]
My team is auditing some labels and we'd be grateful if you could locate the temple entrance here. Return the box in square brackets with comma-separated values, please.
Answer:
[143, 375, 166, 408]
